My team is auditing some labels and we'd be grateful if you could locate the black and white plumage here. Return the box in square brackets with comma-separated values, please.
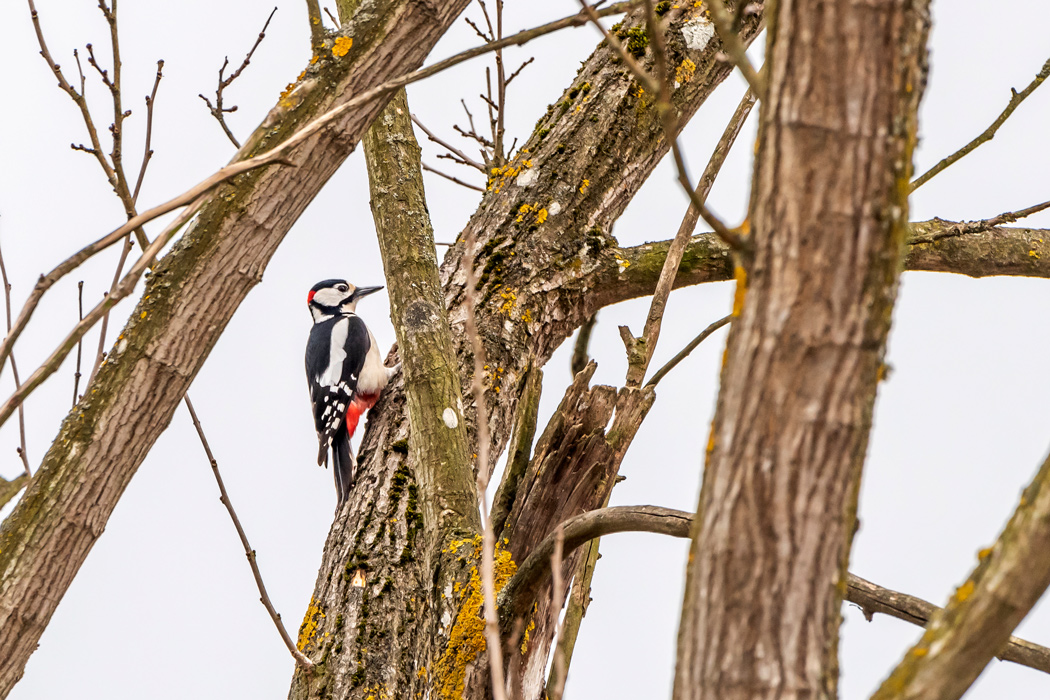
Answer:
[305, 279, 395, 504]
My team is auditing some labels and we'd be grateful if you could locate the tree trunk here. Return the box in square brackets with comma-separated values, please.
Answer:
[0, 1, 472, 694]
[672, 2, 931, 700]
[286, 5, 768, 699]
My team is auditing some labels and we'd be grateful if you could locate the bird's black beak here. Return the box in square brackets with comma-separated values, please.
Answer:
[351, 285, 384, 301]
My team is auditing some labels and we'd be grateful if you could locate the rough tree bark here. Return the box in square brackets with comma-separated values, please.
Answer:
[0, 0, 473, 694]
[287, 5, 767, 699]
[6, 1, 1050, 699]
[672, 2, 931, 700]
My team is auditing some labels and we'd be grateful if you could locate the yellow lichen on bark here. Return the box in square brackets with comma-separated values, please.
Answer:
[297, 598, 325, 652]
[731, 264, 748, 317]
[332, 36, 354, 57]
[435, 542, 517, 700]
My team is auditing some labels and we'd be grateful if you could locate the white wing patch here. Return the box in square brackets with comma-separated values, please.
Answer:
[321, 317, 349, 387]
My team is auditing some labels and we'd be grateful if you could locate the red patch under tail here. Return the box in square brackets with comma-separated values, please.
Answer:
[345, 392, 381, 438]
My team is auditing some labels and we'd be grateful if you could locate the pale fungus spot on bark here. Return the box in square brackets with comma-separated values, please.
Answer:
[549, 201, 562, 216]
[116, 338, 128, 354]
[442, 407, 459, 429]
[351, 569, 367, 587]
[682, 16, 716, 50]
[516, 168, 538, 187]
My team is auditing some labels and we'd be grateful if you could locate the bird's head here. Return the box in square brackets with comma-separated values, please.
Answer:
[307, 279, 383, 322]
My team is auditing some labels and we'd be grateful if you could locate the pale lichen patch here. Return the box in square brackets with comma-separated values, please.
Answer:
[442, 407, 459, 429]
[682, 16, 715, 50]
[516, 168, 538, 187]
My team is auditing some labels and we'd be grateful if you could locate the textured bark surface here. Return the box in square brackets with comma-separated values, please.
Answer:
[672, 2, 931, 700]
[0, 476, 26, 512]
[0, 0, 472, 695]
[604, 219, 1050, 302]
[289, 5, 766, 699]
[365, 89, 478, 539]
[494, 364, 654, 700]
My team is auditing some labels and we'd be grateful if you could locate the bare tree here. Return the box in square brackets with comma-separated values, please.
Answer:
[3, 1, 1050, 700]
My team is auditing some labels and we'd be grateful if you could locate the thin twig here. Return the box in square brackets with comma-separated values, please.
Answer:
[548, 526, 568, 700]
[0, 198, 203, 429]
[462, 211, 509, 700]
[576, 0, 657, 93]
[184, 397, 315, 671]
[578, 0, 750, 257]
[73, 281, 83, 407]
[465, 15, 491, 42]
[132, 60, 164, 203]
[704, 0, 766, 99]
[627, 87, 754, 386]
[0, 0, 637, 386]
[323, 6, 338, 26]
[570, 313, 597, 377]
[505, 57, 534, 86]
[28, 0, 120, 195]
[910, 199, 1050, 245]
[53, 16, 306, 671]
[200, 7, 279, 148]
[305, 0, 325, 47]
[422, 162, 486, 192]
[645, 314, 732, 388]
[911, 56, 1050, 192]
[0, 234, 31, 477]
[29, 0, 154, 372]
[493, 0, 507, 166]
[97, 1, 130, 203]
[411, 114, 487, 172]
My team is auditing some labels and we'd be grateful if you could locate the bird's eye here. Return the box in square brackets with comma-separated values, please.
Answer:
[337, 284, 349, 292]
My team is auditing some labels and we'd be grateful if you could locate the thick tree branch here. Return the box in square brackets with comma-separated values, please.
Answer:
[500, 505, 692, 624]
[847, 574, 1050, 675]
[365, 88, 479, 538]
[871, 447, 1050, 700]
[578, 220, 1050, 317]
[0, 475, 27, 512]
[496, 505, 1050, 677]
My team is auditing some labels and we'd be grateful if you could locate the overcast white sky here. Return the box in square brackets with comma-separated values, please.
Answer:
[1, 1, 1049, 699]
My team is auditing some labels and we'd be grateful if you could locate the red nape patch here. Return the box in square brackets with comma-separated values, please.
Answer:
[345, 402, 364, 438]
[307, 290, 316, 305]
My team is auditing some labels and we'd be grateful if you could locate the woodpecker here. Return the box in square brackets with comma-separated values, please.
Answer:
[305, 279, 396, 505]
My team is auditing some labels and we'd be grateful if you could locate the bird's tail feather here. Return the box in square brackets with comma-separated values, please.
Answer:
[331, 433, 355, 505]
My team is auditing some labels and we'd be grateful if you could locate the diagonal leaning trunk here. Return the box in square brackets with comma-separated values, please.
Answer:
[672, 1, 931, 699]
[0, 1, 473, 695]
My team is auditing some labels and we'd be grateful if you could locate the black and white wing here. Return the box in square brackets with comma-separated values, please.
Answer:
[305, 315, 370, 465]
